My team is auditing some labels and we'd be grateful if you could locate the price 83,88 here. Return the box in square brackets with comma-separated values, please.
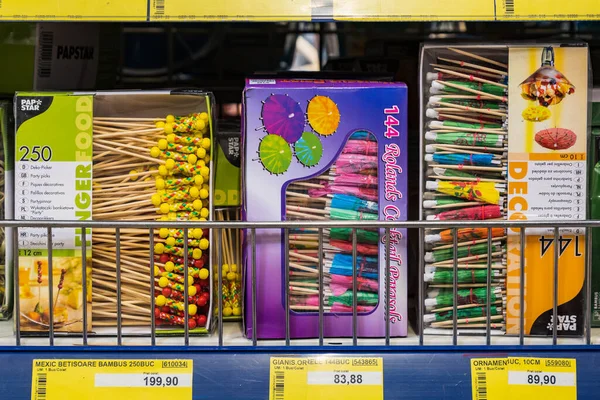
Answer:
[334, 373, 362, 385]
[307, 371, 381, 386]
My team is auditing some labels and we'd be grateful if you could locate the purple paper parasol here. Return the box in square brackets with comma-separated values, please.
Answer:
[261, 94, 305, 143]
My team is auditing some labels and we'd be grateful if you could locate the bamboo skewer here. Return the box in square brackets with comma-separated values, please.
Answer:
[431, 314, 504, 327]
[434, 80, 507, 102]
[430, 100, 507, 117]
[438, 56, 507, 76]
[434, 67, 507, 88]
[447, 48, 508, 69]
[429, 63, 504, 79]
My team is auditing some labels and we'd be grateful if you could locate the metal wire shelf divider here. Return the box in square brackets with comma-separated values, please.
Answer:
[0, 219, 595, 348]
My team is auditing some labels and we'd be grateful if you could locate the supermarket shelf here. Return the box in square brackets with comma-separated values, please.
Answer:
[1, 320, 600, 398]
[0, 340, 600, 398]
[2, 320, 600, 348]
[2, 0, 600, 21]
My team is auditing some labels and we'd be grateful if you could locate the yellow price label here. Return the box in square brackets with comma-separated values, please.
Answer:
[497, 0, 600, 19]
[269, 356, 383, 400]
[149, 0, 311, 21]
[31, 359, 193, 400]
[0, 0, 147, 20]
[471, 357, 576, 400]
[334, 0, 496, 21]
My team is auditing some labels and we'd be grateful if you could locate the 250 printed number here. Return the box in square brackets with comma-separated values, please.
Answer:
[19, 145, 52, 162]
[334, 374, 363, 385]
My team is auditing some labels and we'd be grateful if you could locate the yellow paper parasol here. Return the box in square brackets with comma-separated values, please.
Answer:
[307, 95, 340, 136]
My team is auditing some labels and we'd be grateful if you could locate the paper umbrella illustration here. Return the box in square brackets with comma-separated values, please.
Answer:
[294, 131, 323, 167]
[258, 134, 293, 174]
[307, 95, 340, 136]
[261, 94, 305, 143]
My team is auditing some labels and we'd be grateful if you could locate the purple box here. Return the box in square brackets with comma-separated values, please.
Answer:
[242, 79, 408, 339]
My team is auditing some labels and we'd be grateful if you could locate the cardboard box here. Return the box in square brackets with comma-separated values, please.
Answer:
[419, 43, 590, 336]
[243, 79, 408, 339]
[0, 23, 119, 94]
[14, 90, 215, 333]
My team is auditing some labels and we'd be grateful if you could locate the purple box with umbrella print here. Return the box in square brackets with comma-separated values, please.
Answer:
[242, 79, 408, 339]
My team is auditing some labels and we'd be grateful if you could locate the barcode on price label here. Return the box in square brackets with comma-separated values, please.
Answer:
[474, 372, 487, 400]
[155, 0, 165, 15]
[34, 372, 47, 400]
[273, 370, 285, 400]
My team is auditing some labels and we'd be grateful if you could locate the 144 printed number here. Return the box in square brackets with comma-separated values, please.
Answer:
[384, 105, 400, 139]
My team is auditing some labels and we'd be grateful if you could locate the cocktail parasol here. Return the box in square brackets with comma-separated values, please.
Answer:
[294, 131, 323, 167]
[261, 94, 305, 143]
[307, 95, 340, 136]
[258, 134, 292, 175]
[519, 47, 575, 107]
[535, 128, 577, 150]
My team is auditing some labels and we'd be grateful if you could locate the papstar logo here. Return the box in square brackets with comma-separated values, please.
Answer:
[56, 45, 95, 60]
[546, 315, 577, 331]
[21, 99, 42, 111]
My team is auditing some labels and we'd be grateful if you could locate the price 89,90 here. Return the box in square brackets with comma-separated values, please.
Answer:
[508, 371, 575, 387]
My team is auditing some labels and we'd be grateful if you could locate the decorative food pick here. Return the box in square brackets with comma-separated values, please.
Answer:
[294, 132, 323, 167]
[91, 111, 212, 329]
[425, 227, 505, 244]
[423, 47, 508, 333]
[215, 209, 242, 319]
[261, 94, 305, 143]
[258, 134, 293, 175]
[307, 95, 341, 136]
[426, 181, 502, 205]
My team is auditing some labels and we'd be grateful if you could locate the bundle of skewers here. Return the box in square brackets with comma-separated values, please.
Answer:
[92, 112, 212, 330]
[285, 132, 379, 313]
[423, 47, 508, 334]
[215, 208, 242, 320]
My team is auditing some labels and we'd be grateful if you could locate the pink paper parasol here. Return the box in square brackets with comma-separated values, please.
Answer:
[342, 140, 378, 156]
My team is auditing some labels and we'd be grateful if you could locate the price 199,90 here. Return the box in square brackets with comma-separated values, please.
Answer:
[144, 376, 180, 387]
[94, 373, 192, 388]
